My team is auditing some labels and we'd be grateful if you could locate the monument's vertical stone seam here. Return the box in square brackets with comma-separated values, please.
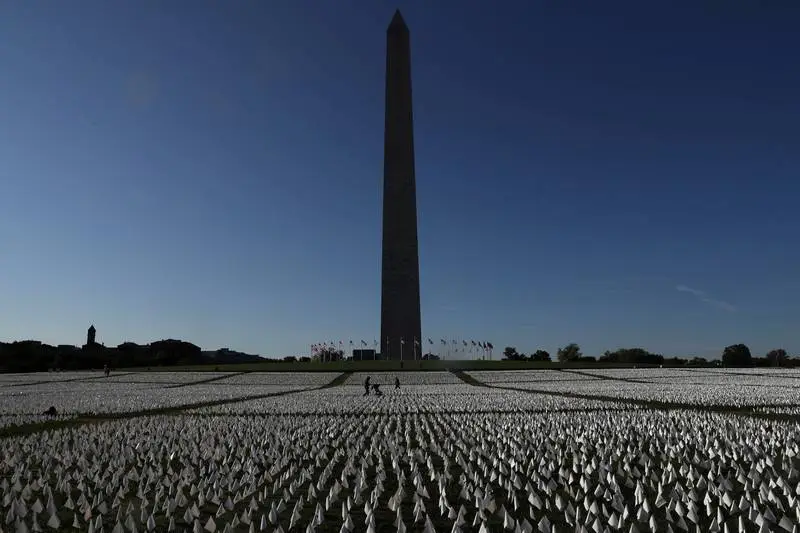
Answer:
[380, 10, 422, 360]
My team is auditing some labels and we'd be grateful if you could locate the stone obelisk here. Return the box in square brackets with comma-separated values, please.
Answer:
[380, 10, 421, 361]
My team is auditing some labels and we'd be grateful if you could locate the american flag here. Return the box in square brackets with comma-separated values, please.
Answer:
[400, 338, 405, 345]
[361, 340, 367, 346]
[428, 338, 433, 345]
[440, 339, 446, 345]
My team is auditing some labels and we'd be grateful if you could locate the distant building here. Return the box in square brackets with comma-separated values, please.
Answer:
[87, 325, 96, 346]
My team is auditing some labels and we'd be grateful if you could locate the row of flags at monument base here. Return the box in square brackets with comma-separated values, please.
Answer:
[310, 339, 493, 354]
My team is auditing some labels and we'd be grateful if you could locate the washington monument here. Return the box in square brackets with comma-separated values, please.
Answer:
[380, 10, 421, 360]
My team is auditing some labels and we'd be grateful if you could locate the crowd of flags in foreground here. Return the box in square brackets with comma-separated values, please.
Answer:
[309, 339, 494, 359]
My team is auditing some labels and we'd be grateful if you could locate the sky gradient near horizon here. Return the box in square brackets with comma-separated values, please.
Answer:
[2, 1, 799, 360]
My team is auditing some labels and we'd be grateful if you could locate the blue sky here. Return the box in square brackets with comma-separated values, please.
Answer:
[1, 1, 798, 360]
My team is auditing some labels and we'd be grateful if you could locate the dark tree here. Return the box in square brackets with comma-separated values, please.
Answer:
[530, 350, 551, 362]
[557, 343, 582, 362]
[502, 347, 524, 361]
[150, 339, 203, 366]
[599, 347, 664, 365]
[766, 348, 788, 367]
[722, 344, 752, 367]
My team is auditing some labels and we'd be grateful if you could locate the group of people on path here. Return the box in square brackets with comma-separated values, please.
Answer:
[363, 375, 400, 396]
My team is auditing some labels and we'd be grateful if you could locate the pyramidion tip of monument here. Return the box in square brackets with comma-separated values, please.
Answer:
[388, 9, 409, 33]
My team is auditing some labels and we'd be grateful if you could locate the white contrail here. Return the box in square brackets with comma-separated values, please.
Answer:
[676, 285, 736, 312]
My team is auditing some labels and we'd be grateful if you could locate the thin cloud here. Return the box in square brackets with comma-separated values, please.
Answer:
[676, 285, 737, 312]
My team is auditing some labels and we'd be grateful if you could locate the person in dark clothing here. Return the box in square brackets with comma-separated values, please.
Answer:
[394, 377, 400, 390]
[372, 384, 383, 397]
[363, 376, 371, 396]
[44, 406, 58, 416]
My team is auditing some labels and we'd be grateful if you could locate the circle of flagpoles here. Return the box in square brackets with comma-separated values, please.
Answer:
[309, 339, 494, 361]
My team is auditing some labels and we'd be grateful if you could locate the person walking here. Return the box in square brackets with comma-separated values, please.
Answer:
[394, 377, 400, 390]
[363, 376, 371, 396]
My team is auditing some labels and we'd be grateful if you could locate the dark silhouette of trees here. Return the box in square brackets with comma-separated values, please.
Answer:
[557, 343, 582, 362]
[766, 348, 788, 367]
[0, 338, 262, 373]
[722, 344, 752, 367]
[150, 340, 202, 366]
[502, 347, 525, 361]
[599, 348, 664, 365]
[530, 350, 551, 362]
[0, 335, 792, 371]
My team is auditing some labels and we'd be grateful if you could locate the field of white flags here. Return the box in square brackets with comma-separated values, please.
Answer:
[472, 368, 800, 409]
[2, 367, 800, 532]
[0, 371, 338, 427]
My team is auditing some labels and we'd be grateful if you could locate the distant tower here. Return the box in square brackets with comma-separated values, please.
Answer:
[380, 10, 422, 361]
[87, 325, 96, 346]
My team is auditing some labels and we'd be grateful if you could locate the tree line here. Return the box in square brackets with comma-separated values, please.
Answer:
[1, 338, 792, 372]
[0, 340, 262, 373]
[501, 343, 795, 367]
